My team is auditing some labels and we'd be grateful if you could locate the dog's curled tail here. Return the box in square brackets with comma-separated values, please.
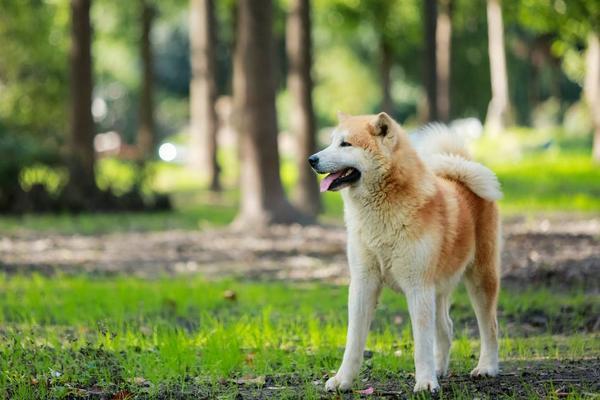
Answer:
[413, 124, 503, 201]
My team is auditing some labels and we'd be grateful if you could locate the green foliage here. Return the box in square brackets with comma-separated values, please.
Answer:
[19, 164, 68, 195]
[0, 127, 60, 210]
[0, 0, 68, 140]
[505, 0, 600, 86]
[312, 0, 423, 122]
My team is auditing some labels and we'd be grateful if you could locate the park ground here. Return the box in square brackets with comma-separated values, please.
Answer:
[1, 130, 599, 399]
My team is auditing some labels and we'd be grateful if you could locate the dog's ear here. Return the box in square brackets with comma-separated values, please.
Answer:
[337, 111, 349, 122]
[370, 112, 392, 137]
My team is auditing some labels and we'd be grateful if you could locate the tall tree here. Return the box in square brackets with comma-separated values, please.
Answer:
[137, 0, 156, 160]
[69, 0, 96, 193]
[190, 0, 221, 191]
[485, 0, 510, 134]
[424, 0, 438, 121]
[232, 0, 306, 227]
[585, 33, 600, 162]
[287, 0, 320, 217]
[379, 41, 393, 115]
[436, 0, 453, 122]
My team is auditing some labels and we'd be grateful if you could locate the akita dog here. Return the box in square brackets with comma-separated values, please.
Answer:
[309, 112, 502, 393]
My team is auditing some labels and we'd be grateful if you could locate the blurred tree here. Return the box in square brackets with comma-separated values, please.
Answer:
[68, 0, 97, 194]
[287, 0, 321, 217]
[424, 0, 438, 121]
[189, 0, 221, 191]
[233, 0, 306, 227]
[485, 0, 511, 134]
[329, 0, 411, 116]
[137, 0, 156, 159]
[436, 0, 453, 122]
[585, 34, 600, 162]
[506, 0, 599, 140]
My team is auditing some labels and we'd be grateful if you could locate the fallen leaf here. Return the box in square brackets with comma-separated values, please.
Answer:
[223, 290, 237, 301]
[356, 386, 374, 395]
[234, 375, 265, 386]
[244, 352, 255, 365]
[132, 376, 152, 387]
[112, 390, 134, 400]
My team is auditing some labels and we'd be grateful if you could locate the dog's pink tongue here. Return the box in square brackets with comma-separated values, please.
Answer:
[320, 171, 344, 192]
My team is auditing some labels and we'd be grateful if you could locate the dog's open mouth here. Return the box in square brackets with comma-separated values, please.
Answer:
[319, 168, 361, 192]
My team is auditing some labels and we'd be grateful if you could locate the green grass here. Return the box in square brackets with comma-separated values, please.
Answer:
[472, 129, 600, 215]
[0, 275, 597, 398]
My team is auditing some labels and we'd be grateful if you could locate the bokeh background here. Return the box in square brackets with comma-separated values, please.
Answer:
[0, 0, 598, 223]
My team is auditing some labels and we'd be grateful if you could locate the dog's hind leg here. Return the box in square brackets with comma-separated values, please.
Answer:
[464, 235, 500, 377]
[435, 292, 453, 377]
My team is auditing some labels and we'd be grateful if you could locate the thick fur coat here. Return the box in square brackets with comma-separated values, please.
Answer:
[309, 112, 502, 393]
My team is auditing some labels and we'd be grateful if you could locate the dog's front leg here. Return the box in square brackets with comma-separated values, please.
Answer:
[326, 273, 380, 392]
[406, 287, 439, 393]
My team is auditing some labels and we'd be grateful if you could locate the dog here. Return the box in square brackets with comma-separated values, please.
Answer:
[308, 112, 502, 393]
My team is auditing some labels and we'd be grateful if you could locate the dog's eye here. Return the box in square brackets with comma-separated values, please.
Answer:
[340, 141, 352, 147]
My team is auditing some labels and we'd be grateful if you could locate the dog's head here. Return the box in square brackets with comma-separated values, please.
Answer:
[309, 112, 412, 193]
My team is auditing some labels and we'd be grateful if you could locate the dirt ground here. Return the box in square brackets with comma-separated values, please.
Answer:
[58, 358, 599, 399]
[147, 358, 600, 399]
[1, 215, 598, 290]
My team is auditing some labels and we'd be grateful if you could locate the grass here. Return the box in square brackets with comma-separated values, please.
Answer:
[0, 275, 598, 399]
[472, 129, 600, 215]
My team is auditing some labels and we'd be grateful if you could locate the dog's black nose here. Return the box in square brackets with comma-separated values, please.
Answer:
[308, 155, 319, 168]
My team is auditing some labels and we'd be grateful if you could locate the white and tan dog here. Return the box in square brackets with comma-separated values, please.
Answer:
[308, 112, 502, 393]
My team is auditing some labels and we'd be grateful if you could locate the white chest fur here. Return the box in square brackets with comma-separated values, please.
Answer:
[343, 193, 435, 292]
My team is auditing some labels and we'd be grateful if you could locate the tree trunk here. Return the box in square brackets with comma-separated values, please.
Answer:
[485, 0, 510, 135]
[189, 0, 221, 190]
[424, 0, 438, 122]
[138, 0, 156, 160]
[436, 0, 452, 123]
[287, 0, 320, 217]
[379, 40, 393, 115]
[585, 33, 600, 162]
[69, 0, 96, 193]
[232, 0, 307, 228]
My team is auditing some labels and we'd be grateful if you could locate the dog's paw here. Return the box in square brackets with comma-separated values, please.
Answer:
[325, 375, 353, 392]
[436, 367, 449, 378]
[413, 378, 440, 393]
[470, 364, 499, 378]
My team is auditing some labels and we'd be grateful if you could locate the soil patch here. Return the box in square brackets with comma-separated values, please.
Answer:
[57, 358, 599, 399]
[1, 216, 598, 290]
